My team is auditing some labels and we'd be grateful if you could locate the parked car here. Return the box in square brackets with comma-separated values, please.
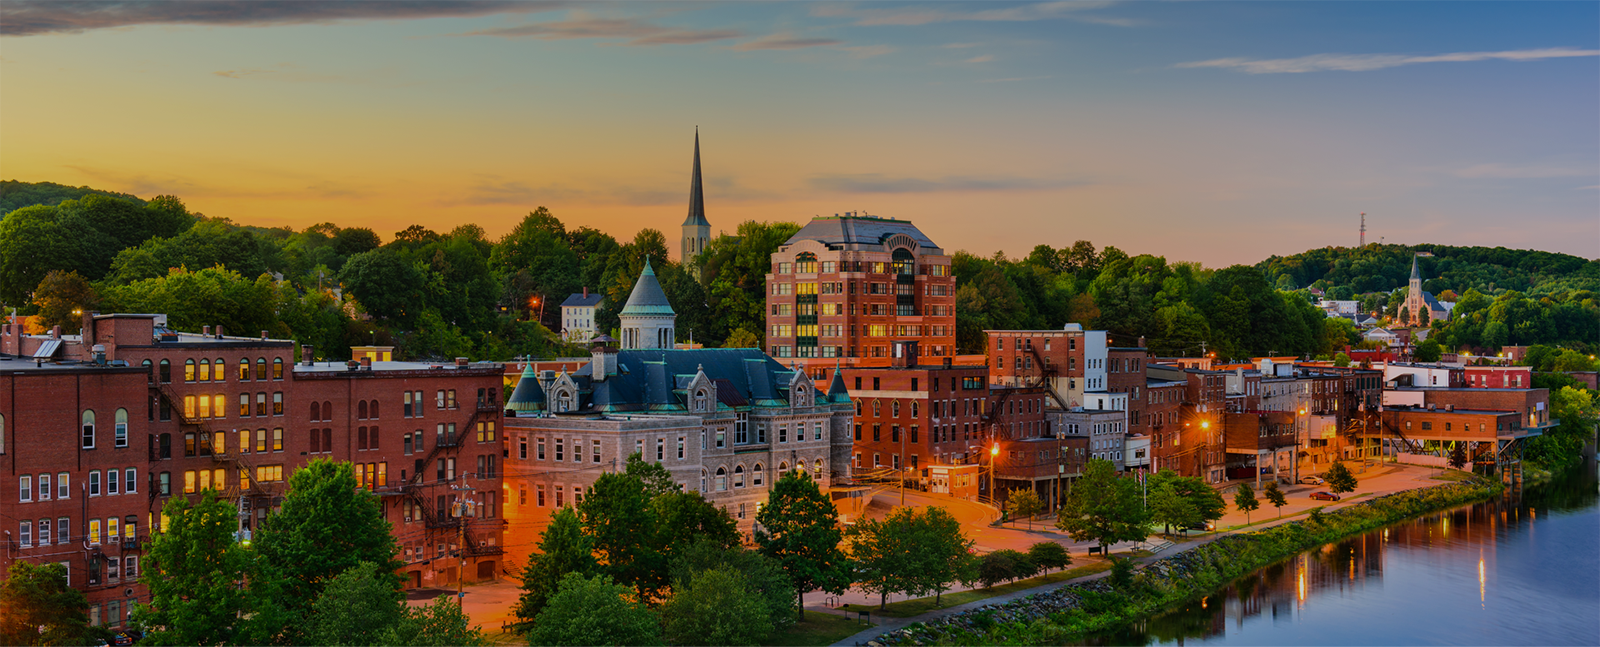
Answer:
[1299, 475, 1325, 485]
[1185, 520, 1216, 532]
[1309, 491, 1340, 501]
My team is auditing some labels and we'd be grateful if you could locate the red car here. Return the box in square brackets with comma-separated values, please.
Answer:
[1309, 491, 1340, 501]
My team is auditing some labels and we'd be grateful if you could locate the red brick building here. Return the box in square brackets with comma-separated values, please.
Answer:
[1464, 365, 1532, 389]
[2, 313, 506, 629]
[765, 213, 956, 370]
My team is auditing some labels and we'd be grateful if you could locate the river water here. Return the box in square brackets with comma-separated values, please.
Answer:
[1099, 461, 1599, 646]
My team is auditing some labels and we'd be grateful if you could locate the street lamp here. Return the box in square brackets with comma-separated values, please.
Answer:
[989, 442, 1000, 507]
[449, 483, 476, 605]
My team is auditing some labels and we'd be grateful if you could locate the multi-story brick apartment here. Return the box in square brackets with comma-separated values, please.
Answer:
[2, 313, 505, 630]
[765, 213, 956, 370]
[1463, 365, 1532, 389]
[499, 344, 854, 567]
[1144, 377, 1186, 472]
[985, 325, 1104, 407]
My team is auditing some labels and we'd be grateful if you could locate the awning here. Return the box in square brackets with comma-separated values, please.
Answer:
[32, 339, 61, 358]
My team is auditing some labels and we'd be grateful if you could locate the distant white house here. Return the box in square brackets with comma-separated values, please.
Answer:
[560, 289, 604, 342]
[1364, 327, 1398, 345]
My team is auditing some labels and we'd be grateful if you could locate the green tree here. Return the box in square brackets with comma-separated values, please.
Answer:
[306, 562, 404, 647]
[1026, 541, 1072, 574]
[1263, 481, 1288, 518]
[381, 596, 489, 646]
[579, 469, 664, 603]
[515, 507, 599, 624]
[527, 573, 662, 647]
[977, 549, 1037, 587]
[136, 490, 253, 646]
[1414, 337, 1443, 362]
[845, 508, 918, 609]
[661, 567, 773, 646]
[251, 459, 403, 644]
[1334, 352, 1351, 367]
[755, 470, 851, 620]
[1448, 443, 1469, 470]
[0, 562, 94, 646]
[1147, 480, 1196, 536]
[1325, 461, 1358, 495]
[908, 507, 976, 605]
[722, 327, 761, 349]
[1055, 459, 1149, 552]
[1234, 483, 1260, 525]
[339, 249, 426, 324]
[30, 270, 97, 334]
[1005, 488, 1044, 530]
[100, 266, 281, 337]
[667, 539, 796, 635]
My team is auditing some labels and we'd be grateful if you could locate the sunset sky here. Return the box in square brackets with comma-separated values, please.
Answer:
[3, 1, 1596, 267]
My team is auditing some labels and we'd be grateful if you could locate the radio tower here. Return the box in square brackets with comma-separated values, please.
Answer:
[1359, 212, 1366, 248]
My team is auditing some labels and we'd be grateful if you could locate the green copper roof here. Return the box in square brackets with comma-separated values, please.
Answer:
[620, 257, 675, 316]
[505, 364, 545, 411]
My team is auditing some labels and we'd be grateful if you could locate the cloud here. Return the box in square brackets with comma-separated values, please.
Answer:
[460, 15, 741, 45]
[965, 54, 995, 63]
[1177, 47, 1600, 74]
[809, 173, 1083, 194]
[1454, 163, 1597, 180]
[840, 44, 894, 59]
[731, 33, 843, 51]
[979, 75, 1053, 83]
[814, 1, 1128, 27]
[0, 0, 567, 36]
[942, 42, 981, 49]
[450, 179, 678, 207]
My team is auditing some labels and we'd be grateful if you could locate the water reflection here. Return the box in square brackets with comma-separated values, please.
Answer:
[1086, 462, 1598, 646]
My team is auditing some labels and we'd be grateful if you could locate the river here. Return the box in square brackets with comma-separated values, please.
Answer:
[1095, 461, 1599, 646]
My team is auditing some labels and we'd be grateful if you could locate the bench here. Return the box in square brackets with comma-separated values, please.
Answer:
[1087, 546, 1103, 555]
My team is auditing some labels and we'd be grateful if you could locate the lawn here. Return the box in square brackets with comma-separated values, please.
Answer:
[769, 611, 874, 646]
[1430, 470, 1474, 482]
[839, 562, 1113, 618]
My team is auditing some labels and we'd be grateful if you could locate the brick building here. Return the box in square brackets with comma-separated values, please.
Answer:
[765, 213, 956, 369]
[1464, 365, 1532, 389]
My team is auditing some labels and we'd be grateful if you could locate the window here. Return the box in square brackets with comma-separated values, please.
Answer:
[90, 518, 101, 545]
[239, 358, 250, 381]
[256, 358, 267, 380]
[734, 465, 745, 488]
[273, 357, 284, 380]
[159, 359, 172, 383]
[19, 520, 30, 547]
[107, 470, 119, 495]
[57, 473, 69, 499]
[185, 359, 196, 382]
[273, 392, 283, 416]
[38, 474, 51, 501]
[594, 440, 602, 463]
[90, 470, 102, 496]
[716, 467, 727, 491]
[19, 476, 31, 502]
[125, 469, 136, 494]
[273, 428, 283, 452]
[82, 410, 96, 449]
[58, 517, 70, 544]
[241, 394, 252, 417]
[677, 436, 685, 459]
[778, 425, 787, 443]
[38, 519, 51, 545]
[716, 430, 726, 448]
[256, 393, 267, 417]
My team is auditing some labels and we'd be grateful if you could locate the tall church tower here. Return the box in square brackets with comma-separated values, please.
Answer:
[680, 129, 712, 268]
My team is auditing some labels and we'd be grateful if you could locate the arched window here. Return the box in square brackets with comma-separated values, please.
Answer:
[752, 463, 763, 486]
[159, 359, 171, 383]
[891, 247, 915, 275]
[369, 400, 379, 419]
[796, 459, 806, 474]
[794, 252, 818, 273]
[239, 358, 250, 381]
[311, 402, 321, 421]
[700, 469, 707, 493]
[695, 389, 709, 412]
[778, 461, 789, 477]
[114, 408, 129, 448]
[256, 358, 267, 381]
[358, 401, 368, 419]
[715, 467, 727, 491]
[322, 401, 332, 422]
[892, 401, 900, 417]
[814, 461, 823, 480]
[184, 359, 196, 382]
[81, 410, 96, 449]
[216, 358, 226, 381]
[734, 465, 745, 488]
[273, 357, 284, 380]
[141, 359, 152, 384]
[872, 400, 881, 417]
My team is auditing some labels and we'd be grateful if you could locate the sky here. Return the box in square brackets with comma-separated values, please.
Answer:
[2, 1, 1596, 268]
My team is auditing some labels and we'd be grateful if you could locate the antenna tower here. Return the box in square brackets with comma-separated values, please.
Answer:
[1360, 212, 1366, 248]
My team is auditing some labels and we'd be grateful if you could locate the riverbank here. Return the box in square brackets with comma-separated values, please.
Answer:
[872, 476, 1504, 645]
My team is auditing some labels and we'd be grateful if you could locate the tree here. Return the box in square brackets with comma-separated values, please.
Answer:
[527, 573, 662, 647]
[1147, 480, 1195, 537]
[1415, 337, 1443, 362]
[1234, 483, 1260, 525]
[1005, 488, 1044, 530]
[306, 562, 404, 647]
[30, 270, 97, 334]
[909, 507, 976, 605]
[136, 490, 253, 646]
[660, 567, 773, 646]
[381, 596, 489, 646]
[977, 549, 1037, 587]
[1027, 541, 1072, 574]
[1263, 481, 1288, 518]
[667, 539, 796, 635]
[1334, 352, 1351, 367]
[1325, 460, 1358, 495]
[339, 249, 426, 324]
[251, 458, 403, 644]
[1171, 474, 1227, 525]
[1448, 443, 1469, 470]
[722, 327, 761, 349]
[515, 507, 598, 623]
[1055, 460, 1149, 552]
[755, 470, 851, 621]
[0, 562, 94, 646]
[845, 509, 918, 609]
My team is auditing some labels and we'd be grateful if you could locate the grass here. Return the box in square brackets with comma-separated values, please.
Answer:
[769, 610, 873, 646]
[1431, 470, 1474, 482]
[481, 629, 526, 646]
[839, 562, 1113, 618]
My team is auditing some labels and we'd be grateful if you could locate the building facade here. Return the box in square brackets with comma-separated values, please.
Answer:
[765, 213, 956, 367]
[560, 289, 604, 343]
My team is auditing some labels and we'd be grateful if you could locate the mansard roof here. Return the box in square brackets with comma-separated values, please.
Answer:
[782, 214, 945, 255]
[564, 348, 822, 413]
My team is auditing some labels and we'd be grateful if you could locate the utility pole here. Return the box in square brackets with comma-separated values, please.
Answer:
[1360, 212, 1366, 248]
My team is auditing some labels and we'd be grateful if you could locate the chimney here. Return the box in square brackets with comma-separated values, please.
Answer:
[540, 369, 556, 389]
[360, 357, 372, 371]
[455, 357, 469, 367]
[591, 345, 617, 382]
[1137, 335, 1146, 348]
[301, 344, 315, 367]
[50, 325, 60, 339]
[203, 325, 211, 336]
[583, 286, 588, 298]
[91, 344, 107, 366]
[215, 325, 224, 339]
[260, 330, 268, 340]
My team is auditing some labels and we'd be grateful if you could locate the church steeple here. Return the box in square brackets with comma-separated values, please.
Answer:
[681, 129, 712, 267]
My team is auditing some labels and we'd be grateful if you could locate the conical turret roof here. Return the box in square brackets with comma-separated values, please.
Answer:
[620, 257, 675, 316]
[827, 367, 851, 403]
[505, 364, 546, 412]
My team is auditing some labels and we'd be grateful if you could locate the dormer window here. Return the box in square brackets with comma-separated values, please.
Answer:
[695, 389, 710, 412]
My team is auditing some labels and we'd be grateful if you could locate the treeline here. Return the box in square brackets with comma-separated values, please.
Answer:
[1258, 243, 1600, 297]
[954, 244, 1361, 359]
[1426, 288, 1599, 354]
[0, 180, 145, 214]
